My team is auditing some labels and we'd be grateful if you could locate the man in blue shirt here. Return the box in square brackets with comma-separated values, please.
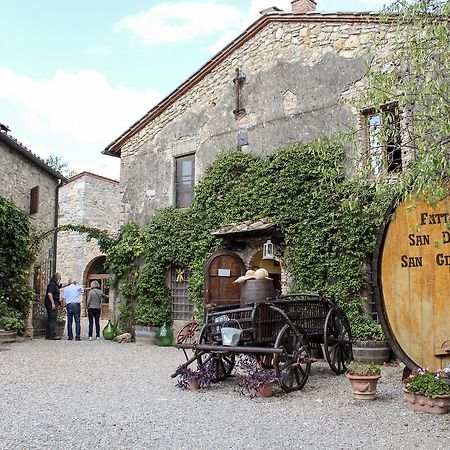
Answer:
[63, 278, 85, 341]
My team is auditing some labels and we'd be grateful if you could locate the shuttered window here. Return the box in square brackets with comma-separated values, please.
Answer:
[175, 154, 195, 208]
[30, 186, 39, 214]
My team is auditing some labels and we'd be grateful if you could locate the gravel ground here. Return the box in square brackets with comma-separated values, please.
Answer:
[0, 337, 449, 450]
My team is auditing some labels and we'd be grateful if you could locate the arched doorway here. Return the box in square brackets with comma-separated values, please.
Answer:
[250, 251, 282, 295]
[84, 256, 110, 319]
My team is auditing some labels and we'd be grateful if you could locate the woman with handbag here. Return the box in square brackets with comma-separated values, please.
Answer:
[87, 281, 108, 341]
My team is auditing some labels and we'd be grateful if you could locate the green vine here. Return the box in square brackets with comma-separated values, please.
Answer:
[0, 196, 36, 333]
[134, 138, 390, 325]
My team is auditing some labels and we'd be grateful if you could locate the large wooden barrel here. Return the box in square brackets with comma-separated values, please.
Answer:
[240, 279, 275, 306]
[373, 191, 450, 371]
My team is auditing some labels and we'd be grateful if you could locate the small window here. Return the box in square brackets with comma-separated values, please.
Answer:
[30, 186, 40, 214]
[170, 267, 193, 320]
[364, 105, 402, 175]
[175, 154, 195, 208]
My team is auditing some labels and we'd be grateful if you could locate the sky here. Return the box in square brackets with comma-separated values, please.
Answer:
[0, 0, 389, 180]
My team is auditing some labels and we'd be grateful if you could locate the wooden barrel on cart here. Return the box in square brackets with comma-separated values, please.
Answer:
[240, 279, 275, 307]
[373, 190, 450, 371]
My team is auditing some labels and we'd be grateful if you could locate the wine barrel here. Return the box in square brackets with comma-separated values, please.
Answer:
[373, 190, 450, 371]
[240, 279, 275, 307]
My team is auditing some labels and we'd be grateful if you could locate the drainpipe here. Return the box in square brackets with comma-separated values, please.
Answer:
[52, 179, 63, 274]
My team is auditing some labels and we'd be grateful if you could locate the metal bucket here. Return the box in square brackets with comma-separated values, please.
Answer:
[240, 279, 275, 307]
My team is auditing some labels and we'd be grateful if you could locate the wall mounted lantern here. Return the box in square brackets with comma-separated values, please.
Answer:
[262, 239, 275, 260]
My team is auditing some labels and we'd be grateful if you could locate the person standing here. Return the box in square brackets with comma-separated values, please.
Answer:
[63, 278, 84, 341]
[87, 280, 108, 341]
[44, 273, 63, 340]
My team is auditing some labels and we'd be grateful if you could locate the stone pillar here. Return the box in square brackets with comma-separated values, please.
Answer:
[291, 0, 317, 14]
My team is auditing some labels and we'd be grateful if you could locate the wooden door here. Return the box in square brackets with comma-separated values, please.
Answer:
[88, 274, 110, 319]
[204, 250, 246, 308]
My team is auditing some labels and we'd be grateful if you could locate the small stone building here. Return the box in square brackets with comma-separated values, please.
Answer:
[0, 126, 65, 335]
[103, 1, 408, 321]
[57, 172, 121, 318]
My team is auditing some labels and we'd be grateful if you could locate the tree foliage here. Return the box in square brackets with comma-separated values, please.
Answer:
[361, 0, 450, 200]
[44, 155, 77, 178]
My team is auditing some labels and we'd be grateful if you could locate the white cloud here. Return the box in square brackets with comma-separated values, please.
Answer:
[115, 1, 242, 46]
[0, 68, 161, 179]
[85, 45, 111, 56]
[0, 68, 161, 146]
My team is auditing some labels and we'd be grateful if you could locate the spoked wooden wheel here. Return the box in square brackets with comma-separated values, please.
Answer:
[176, 320, 200, 345]
[273, 323, 312, 392]
[177, 320, 200, 361]
[323, 308, 353, 374]
[196, 327, 235, 382]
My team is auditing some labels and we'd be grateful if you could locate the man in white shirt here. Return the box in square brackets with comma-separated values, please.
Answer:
[63, 278, 85, 341]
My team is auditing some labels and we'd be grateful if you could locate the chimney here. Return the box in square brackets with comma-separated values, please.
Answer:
[291, 0, 317, 14]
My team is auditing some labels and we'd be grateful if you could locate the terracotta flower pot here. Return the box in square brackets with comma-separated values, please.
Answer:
[403, 389, 450, 414]
[346, 374, 380, 400]
[257, 382, 274, 397]
[187, 379, 200, 391]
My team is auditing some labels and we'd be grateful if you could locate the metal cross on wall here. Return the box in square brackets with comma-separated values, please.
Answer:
[233, 68, 246, 116]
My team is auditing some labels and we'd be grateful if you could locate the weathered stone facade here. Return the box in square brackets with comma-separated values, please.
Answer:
[0, 129, 65, 335]
[104, 7, 403, 322]
[0, 132, 63, 258]
[57, 172, 120, 316]
[106, 12, 394, 227]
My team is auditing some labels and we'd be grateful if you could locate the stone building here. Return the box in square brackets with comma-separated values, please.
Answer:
[57, 172, 121, 318]
[103, 1, 406, 321]
[0, 125, 65, 334]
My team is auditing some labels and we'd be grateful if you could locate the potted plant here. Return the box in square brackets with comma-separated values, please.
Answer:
[132, 304, 166, 345]
[55, 311, 66, 337]
[403, 368, 450, 414]
[344, 298, 390, 364]
[175, 366, 213, 391]
[0, 304, 24, 342]
[346, 360, 381, 400]
[234, 355, 281, 398]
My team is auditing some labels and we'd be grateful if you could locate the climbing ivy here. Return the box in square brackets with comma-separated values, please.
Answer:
[0, 196, 36, 333]
[133, 138, 391, 324]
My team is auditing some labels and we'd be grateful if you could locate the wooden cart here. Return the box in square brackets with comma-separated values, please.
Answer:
[173, 293, 353, 392]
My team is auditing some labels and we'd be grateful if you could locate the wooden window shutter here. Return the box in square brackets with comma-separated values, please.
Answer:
[30, 186, 40, 214]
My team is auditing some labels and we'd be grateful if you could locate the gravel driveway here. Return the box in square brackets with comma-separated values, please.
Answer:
[0, 338, 448, 450]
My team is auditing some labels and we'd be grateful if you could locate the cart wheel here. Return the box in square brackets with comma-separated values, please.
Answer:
[273, 323, 311, 392]
[323, 308, 353, 374]
[196, 326, 235, 382]
[176, 320, 200, 345]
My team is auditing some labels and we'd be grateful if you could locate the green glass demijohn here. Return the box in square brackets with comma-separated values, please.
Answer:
[102, 320, 116, 341]
[155, 322, 173, 346]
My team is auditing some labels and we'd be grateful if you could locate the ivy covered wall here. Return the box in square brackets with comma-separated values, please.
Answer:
[0, 196, 35, 333]
[122, 137, 389, 327]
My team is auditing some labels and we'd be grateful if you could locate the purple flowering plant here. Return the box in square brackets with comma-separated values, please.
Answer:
[234, 355, 281, 398]
[403, 368, 450, 398]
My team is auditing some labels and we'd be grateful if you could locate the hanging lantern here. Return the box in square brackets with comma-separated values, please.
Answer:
[262, 239, 275, 260]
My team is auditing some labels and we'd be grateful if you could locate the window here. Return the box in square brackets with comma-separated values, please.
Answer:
[170, 267, 193, 320]
[364, 105, 402, 175]
[30, 186, 40, 214]
[175, 154, 195, 208]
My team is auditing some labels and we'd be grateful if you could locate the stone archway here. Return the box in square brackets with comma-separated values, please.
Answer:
[249, 250, 282, 295]
[83, 255, 110, 319]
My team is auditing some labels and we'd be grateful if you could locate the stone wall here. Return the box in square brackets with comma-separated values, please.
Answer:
[0, 140, 59, 263]
[118, 18, 394, 226]
[57, 173, 120, 293]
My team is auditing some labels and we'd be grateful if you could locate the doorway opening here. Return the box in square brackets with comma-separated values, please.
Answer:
[84, 256, 110, 319]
